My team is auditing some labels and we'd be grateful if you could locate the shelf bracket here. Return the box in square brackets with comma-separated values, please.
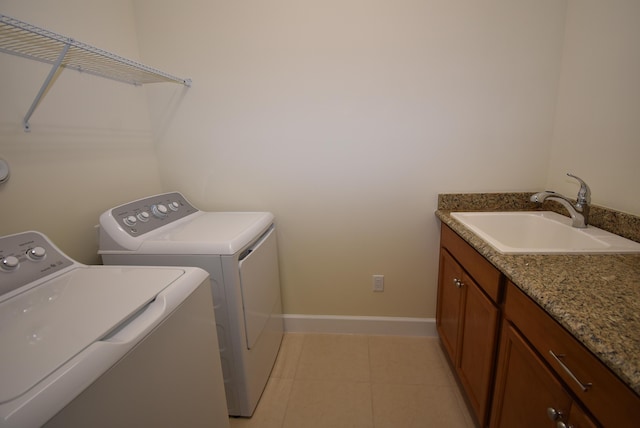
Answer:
[23, 41, 70, 132]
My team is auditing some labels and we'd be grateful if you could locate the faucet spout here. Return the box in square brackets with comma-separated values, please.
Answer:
[530, 173, 591, 228]
[530, 192, 587, 228]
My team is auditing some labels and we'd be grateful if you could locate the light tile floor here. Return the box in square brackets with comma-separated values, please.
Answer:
[229, 333, 475, 428]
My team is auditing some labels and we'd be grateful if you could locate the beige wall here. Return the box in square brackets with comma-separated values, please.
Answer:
[0, 0, 164, 263]
[546, 0, 640, 215]
[2, 1, 637, 319]
[133, 0, 566, 317]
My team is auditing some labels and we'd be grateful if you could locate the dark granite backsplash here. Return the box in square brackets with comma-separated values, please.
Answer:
[438, 192, 640, 243]
[437, 192, 538, 211]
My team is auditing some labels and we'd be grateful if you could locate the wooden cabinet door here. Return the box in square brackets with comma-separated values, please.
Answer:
[490, 322, 572, 428]
[436, 248, 465, 363]
[567, 403, 599, 428]
[457, 273, 499, 426]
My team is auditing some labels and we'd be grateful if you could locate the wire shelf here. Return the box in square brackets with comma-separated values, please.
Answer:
[0, 14, 191, 130]
[0, 14, 191, 86]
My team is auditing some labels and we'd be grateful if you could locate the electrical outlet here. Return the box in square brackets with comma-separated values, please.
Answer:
[372, 275, 384, 292]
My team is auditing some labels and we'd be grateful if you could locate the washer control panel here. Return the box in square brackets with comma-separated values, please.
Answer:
[0, 231, 75, 297]
[109, 192, 198, 237]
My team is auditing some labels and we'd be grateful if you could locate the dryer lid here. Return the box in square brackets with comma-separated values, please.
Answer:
[0, 266, 185, 404]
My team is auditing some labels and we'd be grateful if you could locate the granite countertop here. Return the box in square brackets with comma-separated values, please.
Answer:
[435, 193, 640, 396]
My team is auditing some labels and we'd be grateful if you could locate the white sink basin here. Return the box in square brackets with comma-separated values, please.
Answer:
[450, 211, 640, 254]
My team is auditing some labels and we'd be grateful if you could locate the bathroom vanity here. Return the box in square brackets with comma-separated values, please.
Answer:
[435, 194, 640, 428]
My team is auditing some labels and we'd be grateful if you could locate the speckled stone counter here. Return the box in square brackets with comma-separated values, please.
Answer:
[435, 193, 640, 396]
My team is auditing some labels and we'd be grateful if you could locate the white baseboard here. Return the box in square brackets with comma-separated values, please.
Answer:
[282, 314, 437, 337]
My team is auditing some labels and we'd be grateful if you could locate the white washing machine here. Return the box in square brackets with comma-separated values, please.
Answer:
[0, 231, 229, 428]
[98, 191, 284, 417]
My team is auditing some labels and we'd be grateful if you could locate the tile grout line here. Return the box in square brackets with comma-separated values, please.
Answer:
[279, 333, 306, 428]
[367, 336, 376, 428]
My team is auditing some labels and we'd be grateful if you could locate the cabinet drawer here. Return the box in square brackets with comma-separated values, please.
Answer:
[441, 225, 501, 302]
[504, 281, 640, 427]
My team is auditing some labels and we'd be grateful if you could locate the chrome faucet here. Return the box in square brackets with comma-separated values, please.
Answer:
[530, 173, 591, 228]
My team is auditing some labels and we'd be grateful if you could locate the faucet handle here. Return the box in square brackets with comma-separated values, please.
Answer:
[567, 173, 591, 205]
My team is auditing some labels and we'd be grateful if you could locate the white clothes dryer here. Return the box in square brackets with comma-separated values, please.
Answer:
[98, 192, 283, 417]
[0, 231, 229, 428]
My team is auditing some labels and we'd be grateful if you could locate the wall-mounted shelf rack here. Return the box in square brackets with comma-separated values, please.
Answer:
[0, 14, 192, 131]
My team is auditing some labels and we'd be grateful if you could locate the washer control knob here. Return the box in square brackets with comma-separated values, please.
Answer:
[151, 204, 168, 218]
[137, 211, 151, 222]
[168, 202, 180, 211]
[1, 256, 20, 271]
[27, 246, 46, 260]
[123, 215, 137, 227]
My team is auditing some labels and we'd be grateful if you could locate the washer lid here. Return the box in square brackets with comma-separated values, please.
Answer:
[0, 266, 185, 404]
[137, 212, 274, 255]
